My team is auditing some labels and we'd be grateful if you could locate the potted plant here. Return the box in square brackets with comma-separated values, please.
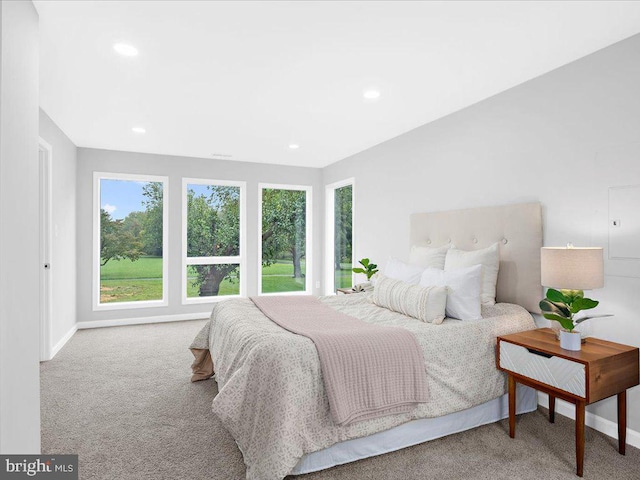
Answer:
[539, 289, 608, 351]
[352, 258, 378, 281]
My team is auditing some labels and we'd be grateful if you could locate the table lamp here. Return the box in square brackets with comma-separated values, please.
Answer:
[540, 244, 604, 350]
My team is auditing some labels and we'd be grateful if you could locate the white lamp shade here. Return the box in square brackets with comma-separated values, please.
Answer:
[541, 247, 604, 290]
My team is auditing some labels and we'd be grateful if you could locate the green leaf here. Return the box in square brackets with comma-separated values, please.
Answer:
[539, 299, 571, 318]
[571, 297, 599, 313]
[561, 289, 584, 304]
[368, 263, 378, 270]
[359, 258, 370, 267]
[352, 267, 365, 274]
[574, 314, 613, 325]
[366, 268, 379, 280]
[542, 314, 575, 331]
[546, 288, 569, 304]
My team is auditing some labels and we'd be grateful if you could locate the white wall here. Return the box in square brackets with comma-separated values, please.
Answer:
[0, 0, 41, 453]
[39, 109, 77, 350]
[323, 34, 640, 432]
[76, 148, 323, 323]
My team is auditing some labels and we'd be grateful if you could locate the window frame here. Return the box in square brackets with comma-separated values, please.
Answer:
[258, 183, 313, 296]
[181, 177, 247, 304]
[324, 178, 355, 295]
[93, 172, 169, 311]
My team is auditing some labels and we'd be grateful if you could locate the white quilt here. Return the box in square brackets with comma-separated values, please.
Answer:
[201, 293, 535, 480]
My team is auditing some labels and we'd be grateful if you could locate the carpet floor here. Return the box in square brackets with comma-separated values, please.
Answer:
[41, 320, 640, 480]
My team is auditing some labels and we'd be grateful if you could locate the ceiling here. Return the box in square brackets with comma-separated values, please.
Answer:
[35, 1, 640, 168]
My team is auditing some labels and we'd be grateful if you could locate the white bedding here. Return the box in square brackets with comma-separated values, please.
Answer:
[204, 293, 536, 480]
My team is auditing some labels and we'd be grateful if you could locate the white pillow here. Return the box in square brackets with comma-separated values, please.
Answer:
[384, 257, 425, 285]
[444, 243, 499, 306]
[420, 265, 482, 321]
[372, 275, 447, 324]
[409, 244, 450, 269]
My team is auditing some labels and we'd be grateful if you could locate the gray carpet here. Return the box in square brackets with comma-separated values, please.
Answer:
[41, 320, 640, 480]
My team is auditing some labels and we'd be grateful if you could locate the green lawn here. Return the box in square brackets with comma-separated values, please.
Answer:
[100, 279, 164, 303]
[335, 263, 353, 289]
[100, 257, 163, 303]
[101, 256, 162, 280]
[261, 259, 306, 293]
[262, 261, 304, 276]
[100, 257, 325, 302]
[261, 275, 305, 293]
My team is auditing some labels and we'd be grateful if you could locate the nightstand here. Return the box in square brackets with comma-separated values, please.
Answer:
[497, 328, 639, 477]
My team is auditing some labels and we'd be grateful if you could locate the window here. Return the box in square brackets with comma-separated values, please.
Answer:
[259, 184, 312, 294]
[93, 173, 168, 310]
[182, 179, 246, 303]
[325, 179, 354, 294]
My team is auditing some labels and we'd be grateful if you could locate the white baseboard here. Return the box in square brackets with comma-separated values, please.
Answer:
[77, 312, 210, 330]
[537, 392, 640, 449]
[50, 324, 78, 360]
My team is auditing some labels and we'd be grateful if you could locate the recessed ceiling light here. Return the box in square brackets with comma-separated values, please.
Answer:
[289, 144, 300, 150]
[113, 43, 139, 57]
[363, 89, 381, 100]
[131, 127, 146, 134]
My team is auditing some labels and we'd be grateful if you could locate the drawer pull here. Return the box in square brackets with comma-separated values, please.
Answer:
[526, 348, 553, 359]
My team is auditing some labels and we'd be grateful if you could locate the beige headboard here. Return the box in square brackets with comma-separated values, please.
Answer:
[410, 202, 542, 313]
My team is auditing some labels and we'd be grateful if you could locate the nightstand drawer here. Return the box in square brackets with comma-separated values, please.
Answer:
[499, 341, 586, 398]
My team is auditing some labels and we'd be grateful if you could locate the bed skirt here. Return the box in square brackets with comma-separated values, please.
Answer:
[290, 384, 537, 475]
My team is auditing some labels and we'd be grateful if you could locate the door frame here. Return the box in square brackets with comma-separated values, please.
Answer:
[39, 138, 53, 361]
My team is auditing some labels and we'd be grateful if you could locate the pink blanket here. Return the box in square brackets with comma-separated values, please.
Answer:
[251, 296, 429, 425]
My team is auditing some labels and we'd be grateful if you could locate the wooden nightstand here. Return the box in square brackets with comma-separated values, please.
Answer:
[497, 328, 639, 477]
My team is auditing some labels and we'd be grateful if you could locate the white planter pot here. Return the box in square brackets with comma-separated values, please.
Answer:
[559, 330, 582, 351]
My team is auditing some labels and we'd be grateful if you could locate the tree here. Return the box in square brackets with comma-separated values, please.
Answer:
[334, 185, 352, 270]
[100, 209, 143, 266]
[261, 189, 306, 278]
[187, 186, 240, 297]
[99, 181, 162, 268]
[141, 182, 163, 256]
[121, 210, 146, 240]
[185, 186, 308, 297]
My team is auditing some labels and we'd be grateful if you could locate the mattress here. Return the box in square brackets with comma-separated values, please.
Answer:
[198, 293, 537, 480]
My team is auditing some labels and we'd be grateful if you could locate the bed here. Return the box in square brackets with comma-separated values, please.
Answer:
[190, 202, 543, 480]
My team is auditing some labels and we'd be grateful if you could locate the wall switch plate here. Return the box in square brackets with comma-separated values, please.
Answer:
[315, 281, 320, 289]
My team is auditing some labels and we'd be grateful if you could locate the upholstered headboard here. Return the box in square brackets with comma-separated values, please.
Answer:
[409, 202, 542, 313]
